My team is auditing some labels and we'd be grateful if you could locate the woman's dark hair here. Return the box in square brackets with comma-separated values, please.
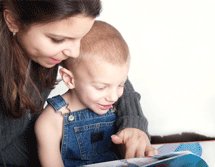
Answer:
[0, 0, 101, 117]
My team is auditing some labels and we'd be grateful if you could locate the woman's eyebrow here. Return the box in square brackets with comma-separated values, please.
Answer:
[46, 33, 75, 40]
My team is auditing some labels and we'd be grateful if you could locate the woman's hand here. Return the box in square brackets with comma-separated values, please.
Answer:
[111, 128, 157, 158]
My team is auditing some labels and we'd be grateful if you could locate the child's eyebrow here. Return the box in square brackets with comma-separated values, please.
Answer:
[92, 82, 109, 86]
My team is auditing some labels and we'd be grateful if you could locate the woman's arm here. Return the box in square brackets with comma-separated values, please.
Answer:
[112, 79, 157, 158]
[115, 79, 149, 133]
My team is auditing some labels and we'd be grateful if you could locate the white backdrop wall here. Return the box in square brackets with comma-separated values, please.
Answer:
[50, 0, 215, 136]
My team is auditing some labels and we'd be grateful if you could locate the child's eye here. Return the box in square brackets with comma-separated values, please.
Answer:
[119, 84, 125, 88]
[95, 86, 107, 90]
[96, 87, 106, 90]
[51, 38, 65, 43]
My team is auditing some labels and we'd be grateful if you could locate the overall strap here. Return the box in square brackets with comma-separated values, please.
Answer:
[47, 95, 70, 114]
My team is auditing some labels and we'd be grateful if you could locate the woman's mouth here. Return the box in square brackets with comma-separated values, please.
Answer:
[49, 57, 62, 64]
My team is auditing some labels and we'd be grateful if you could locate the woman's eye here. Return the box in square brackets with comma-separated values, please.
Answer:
[51, 38, 65, 43]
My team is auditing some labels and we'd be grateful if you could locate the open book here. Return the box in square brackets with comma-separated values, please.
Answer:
[82, 142, 208, 167]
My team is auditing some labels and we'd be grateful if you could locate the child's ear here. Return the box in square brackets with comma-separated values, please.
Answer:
[59, 68, 75, 89]
[3, 9, 19, 34]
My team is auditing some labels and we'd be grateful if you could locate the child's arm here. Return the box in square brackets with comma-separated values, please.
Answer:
[35, 105, 64, 167]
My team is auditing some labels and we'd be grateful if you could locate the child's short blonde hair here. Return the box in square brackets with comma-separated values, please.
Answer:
[63, 20, 130, 70]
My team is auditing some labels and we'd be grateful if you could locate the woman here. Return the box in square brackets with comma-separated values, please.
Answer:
[0, 1, 153, 166]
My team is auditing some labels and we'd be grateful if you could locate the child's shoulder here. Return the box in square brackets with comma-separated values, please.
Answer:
[37, 95, 64, 127]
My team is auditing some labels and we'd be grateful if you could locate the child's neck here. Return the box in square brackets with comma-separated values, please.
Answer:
[62, 90, 87, 112]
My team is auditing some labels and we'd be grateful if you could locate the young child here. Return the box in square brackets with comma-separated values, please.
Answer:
[35, 20, 150, 167]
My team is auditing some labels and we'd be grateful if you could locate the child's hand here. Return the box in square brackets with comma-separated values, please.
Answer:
[111, 128, 157, 159]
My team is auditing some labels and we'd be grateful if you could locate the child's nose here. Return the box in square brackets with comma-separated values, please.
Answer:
[106, 90, 119, 103]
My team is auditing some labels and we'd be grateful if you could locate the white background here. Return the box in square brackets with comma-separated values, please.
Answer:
[51, 0, 215, 136]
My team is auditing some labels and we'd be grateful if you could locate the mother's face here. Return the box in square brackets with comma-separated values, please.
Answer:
[17, 14, 95, 68]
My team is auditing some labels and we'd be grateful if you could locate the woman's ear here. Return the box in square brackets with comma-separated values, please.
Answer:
[3, 9, 19, 34]
[59, 68, 75, 89]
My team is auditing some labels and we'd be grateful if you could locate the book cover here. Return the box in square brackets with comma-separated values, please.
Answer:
[82, 142, 208, 167]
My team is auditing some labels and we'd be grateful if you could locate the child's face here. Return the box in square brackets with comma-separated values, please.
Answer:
[73, 58, 129, 115]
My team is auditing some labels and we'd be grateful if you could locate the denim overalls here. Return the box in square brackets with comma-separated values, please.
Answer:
[47, 95, 119, 167]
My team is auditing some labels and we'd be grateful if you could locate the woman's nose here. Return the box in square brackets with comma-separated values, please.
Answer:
[62, 40, 81, 58]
